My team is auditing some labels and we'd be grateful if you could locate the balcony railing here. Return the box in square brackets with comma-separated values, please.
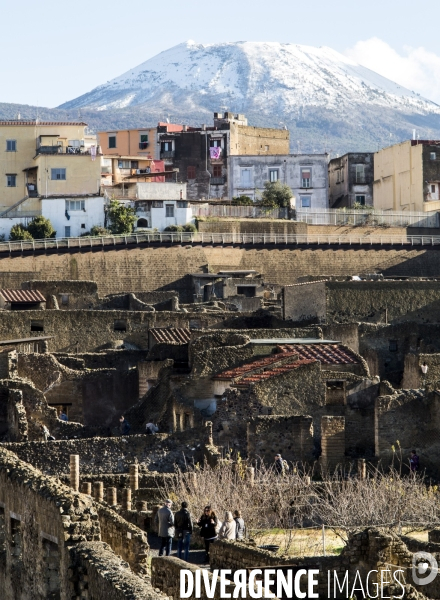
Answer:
[36, 146, 101, 156]
[160, 151, 175, 159]
[210, 177, 226, 185]
[139, 142, 149, 150]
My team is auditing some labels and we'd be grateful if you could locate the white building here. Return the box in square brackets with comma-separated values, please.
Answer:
[41, 196, 105, 238]
[133, 199, 192, 231]
[228, 154, 329, 209]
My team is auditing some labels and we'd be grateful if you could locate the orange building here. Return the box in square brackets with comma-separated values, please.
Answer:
[98, 123, 183, 160]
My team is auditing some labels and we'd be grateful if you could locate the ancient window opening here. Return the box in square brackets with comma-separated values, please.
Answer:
[10, 516, 23, 567]
[184, 413, 191, 430]
[60, 294, 69, 306]
[42, 538, 61, 600]
[114, 320, 127, 332]
[430, 152, 436, 160]
[236, 286, 256, 297]
[30, 320, 44, 332]
[325, 380, 347, 406]
[389, 340, 398, 352]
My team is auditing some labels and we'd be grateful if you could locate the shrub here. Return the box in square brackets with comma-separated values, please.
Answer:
[107, 199, 137, 234]
[9, 224, 33, 241]
[26, 216, 56, 239]
[259, 181, 293, 208]
[232, 195, 254, 206]
[164, 225, 184, 232]
[183, 223, 197, 232]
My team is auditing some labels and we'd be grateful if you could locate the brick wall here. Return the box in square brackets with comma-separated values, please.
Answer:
[0, 246, 438, 300]
[321, 416, 345, 471]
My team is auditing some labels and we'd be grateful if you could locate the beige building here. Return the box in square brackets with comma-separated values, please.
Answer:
[374, 140, 440, 212]
[0, 121, 101, 211]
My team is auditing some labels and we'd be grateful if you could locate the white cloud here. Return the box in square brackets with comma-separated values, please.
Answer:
[345, 38, 440, 104]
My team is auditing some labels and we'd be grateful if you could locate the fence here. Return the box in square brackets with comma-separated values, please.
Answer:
[191, 204, 288, 219]
[3, 231, 440, 254]
[296, 208, 440, 228]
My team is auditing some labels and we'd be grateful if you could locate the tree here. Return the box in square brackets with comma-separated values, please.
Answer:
[107, 199, 137, 234]
[27, 216, 56, 239]
[9, 224, 33, 241]
[260, 181, 293, 208]
[232, 195, 254, 206]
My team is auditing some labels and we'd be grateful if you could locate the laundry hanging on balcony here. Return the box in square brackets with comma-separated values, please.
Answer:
[210, 147, 222, 160]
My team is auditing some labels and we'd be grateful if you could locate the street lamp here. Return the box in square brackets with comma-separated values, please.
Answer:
[421, 362, 428, 389]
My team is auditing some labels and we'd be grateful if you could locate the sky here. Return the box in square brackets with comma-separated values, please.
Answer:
[1, 0, 440, 107]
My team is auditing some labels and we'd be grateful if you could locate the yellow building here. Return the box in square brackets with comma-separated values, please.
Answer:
[374, 140, 440, 212]
[0, 121, 101, 211]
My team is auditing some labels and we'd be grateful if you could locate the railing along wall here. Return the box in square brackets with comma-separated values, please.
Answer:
[2, 231, 440, 254]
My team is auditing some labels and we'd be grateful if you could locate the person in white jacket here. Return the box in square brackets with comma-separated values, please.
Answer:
[218, 511, 236, 540]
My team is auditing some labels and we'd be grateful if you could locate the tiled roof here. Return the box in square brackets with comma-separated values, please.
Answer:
[0, 121, 87, 126]
[149, 327, 190, 345]
[237, 358, 317, 386]
[277, 344, 360, 365]
[213, 351, 299, 380]
[0, 289, 45, 303]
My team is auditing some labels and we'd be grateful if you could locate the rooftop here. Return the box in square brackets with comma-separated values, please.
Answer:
[0, 121, 87, 126]
[249, 338, 341, 345]
[237, 358, 317, 386]
[213, 351, 299, 380]
[149, 327, 191, 345]
[0, 289, 45, 303]
[277, 344, 360, 365]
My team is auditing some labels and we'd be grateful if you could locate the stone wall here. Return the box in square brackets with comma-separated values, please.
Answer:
[321, 416, 345, 471]
[283, 281, 327, 322]
[197, 219, 307, 235]
[71, 542, 162, 600]
[0, 245, 439, 301]
[247, 416, 314, 464]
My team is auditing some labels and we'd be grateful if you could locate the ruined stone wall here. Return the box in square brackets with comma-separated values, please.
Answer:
[283, 281, 327, 322]
[247, 415, 315, 464]
[0, 246, 439, 300]
[3, 431, 206, 476]
[0, 446, 100, 600]
[22, 279, 99, 309]
[71, 542, 162, 600]
[197, 219, 307, 235]
[97, 505, 149, 575]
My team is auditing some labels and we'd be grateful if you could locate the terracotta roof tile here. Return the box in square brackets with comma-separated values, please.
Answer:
[279, 344, 359, 365]
[0, 289, 45, 303]
[213, 351, 298, 380]
[149, 327, 190, 345]
[237, 358, 317, 386]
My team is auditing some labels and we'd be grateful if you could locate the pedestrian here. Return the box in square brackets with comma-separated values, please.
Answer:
[175, 501, 193, 561]
[155, 500, 174, 556]
[146, 422, 159, 434]
[119, 416, 131, 435]
[218, 511, 236, 540]
[40, 424, 50, 442]
[234, 510, 245, 540]
[274, 453, 284, 476]
[59, 409, 68, 422]
[410, 450, 420, 473]
[197, 505, 218, 563]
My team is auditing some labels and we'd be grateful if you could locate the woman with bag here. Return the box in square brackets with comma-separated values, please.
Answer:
[197, 505, 218, 563]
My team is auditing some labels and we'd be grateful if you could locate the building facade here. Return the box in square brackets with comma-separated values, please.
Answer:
[328, 153, 374, 208]
[157, 113, 290, 201]
[228, 154, 328, 208]
[0, 121, 100, 211]
[97, 124, 184, 160]
[374, 140, 440, 212]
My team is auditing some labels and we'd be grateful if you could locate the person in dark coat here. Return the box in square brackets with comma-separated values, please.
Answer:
[155, 500, 175, 556]
[410, 450, 420, 473]
[197, 505, 218, 563]
[174, 501, 193, 561]
[119, 416, 131, 435]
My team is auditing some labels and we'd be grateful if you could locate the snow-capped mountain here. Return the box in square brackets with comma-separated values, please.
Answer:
[58, 41, 440, 153]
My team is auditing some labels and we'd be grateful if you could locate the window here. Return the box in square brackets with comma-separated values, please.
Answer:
[6, 174, 16, 187]
[301, 168, 311, 188]
[152, 201, 163, 208]
[161, 141, 173, 152]
[336, 170, 341, 183]
[65, 200, 85, 211]
[240, 168, 252, 187]
[6, 140, 16, 152]
[265, 145, 269, 151]
[61, 294, 69, 306]
[269, 169, 279, 182]
[31, 320, 44, 332]
[131, 161, 139, 169]
[81, 223, 86, 229]
[118, 160, 130, 169]
[114, 319, 127, 332]
[431, 152, 437, 160]
[64, 226, 71, 238]
[355, 195, 366, 205]
[300, 195, 311, 208]
[187, 166, 196, 180]
[431, 185, 436, 193]
[108, 135, 116, 149]
[177, 201, 188, 208]
[165, 204, 175, 217]
[139, 133, 149, 149]
[210, 139, 222, 148]
[213, 165, 222, 177]
[237, 286, 256, 297]
[51, 168, 66, 180]
[355, 164, 365, 183]
[389, 340, 398, 352]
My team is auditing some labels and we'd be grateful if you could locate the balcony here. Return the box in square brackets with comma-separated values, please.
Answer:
[139, 142, 149, 150]
[36, 146, 100, 156]
[160, 151, 175, 159]
[210, 177, 226, 185]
